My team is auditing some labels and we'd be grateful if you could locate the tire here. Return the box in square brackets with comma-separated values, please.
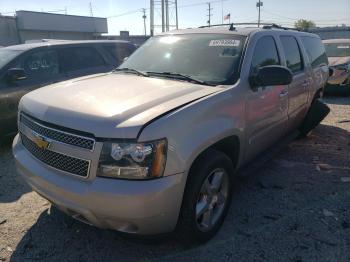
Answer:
[299, 98, 330, 136]
[176, 149, 235, 244]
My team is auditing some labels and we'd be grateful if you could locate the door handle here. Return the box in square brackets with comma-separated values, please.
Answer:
[279, 90, 288, 98]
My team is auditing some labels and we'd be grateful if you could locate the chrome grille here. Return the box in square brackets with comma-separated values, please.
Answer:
[21, 134, 90, 177]
[20, 114, 95, 150]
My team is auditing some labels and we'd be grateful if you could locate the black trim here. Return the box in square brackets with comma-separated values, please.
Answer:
[21, 112, 95, 139]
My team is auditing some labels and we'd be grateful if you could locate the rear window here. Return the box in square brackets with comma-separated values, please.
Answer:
[301, 36, 328, 68]
[280, 36, 303, 73]
[324, 43, 350, 57]
[59, 46, 105, 72]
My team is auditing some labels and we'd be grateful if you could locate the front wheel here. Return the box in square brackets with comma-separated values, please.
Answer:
[176, 150, 235, 244]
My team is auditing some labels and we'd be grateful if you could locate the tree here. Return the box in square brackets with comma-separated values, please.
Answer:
[294, 19, 316, 31]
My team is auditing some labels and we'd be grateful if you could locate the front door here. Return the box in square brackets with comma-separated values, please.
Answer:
[245, 35, 289, 162]
[0, 48, 64, 135]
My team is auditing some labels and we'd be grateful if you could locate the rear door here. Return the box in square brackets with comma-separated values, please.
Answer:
[245, 35, 289, 161]
[279, 35, 309, 129]
[59, 45, 108, 79]
[300, 36, 329, 100]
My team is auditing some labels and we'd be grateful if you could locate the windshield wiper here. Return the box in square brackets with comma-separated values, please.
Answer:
[146, 71, 215, 86]
[113, 68, 149, 77]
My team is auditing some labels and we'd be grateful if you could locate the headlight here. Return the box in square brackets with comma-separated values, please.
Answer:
[97, 139, 167, 180]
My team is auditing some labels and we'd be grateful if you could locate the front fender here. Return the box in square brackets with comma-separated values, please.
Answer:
[138, 88, 245, 176]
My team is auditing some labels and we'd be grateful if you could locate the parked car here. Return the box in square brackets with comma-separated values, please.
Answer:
[13, 25, 329, 242]
[0, 40, 136, 139]
[323, 39, 350, 94]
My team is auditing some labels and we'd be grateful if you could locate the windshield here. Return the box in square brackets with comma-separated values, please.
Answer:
[324, 43, 350, 57]
[0, 49, 21, 69]
[121, 34, 246, 85]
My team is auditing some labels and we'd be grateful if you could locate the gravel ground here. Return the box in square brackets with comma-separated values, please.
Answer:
[0, 97, 349, 262]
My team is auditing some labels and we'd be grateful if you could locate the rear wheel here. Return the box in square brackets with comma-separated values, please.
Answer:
[176, 149, 235, 244]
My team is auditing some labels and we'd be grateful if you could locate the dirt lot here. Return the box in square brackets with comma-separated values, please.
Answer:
[0, 97, 349, 262]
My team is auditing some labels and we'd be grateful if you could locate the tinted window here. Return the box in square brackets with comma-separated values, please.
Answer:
[0, 49, 21, 69]
[251, 36, 280, 73]
[121, 34, 246, 85]
[280, 36, 303, 73]
[301, 37, 328, 68]
[104, 44, 134, 64]
[60, 47, 105, 72]
[324, 43, 350, 57]
[19, 49, 59, 80]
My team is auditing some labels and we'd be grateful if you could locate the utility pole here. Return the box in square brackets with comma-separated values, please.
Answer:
[142, 8, 147, 36]
[150, 0, 154, 36]
[221, 0, 224, 24]
[207, 2, 213, 27]
[256, 0, 263, 27]
[161, 0, 165, 32]
[89, 2, 94, 17]
[165, 0, 169, 31]
[175, 0, 178, 29]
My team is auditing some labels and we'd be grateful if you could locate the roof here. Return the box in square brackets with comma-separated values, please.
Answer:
[160, 24, 318, 37]
[3, 40, 131, 51]
[322, 38, 350, 44]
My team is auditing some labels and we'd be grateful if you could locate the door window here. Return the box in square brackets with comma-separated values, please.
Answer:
[280, 36, 303, 73]
[301, 36, 328, 68]
[19, 49, 59, 80]
[251, 36, 280, 74]
[60, 46, 105, 73]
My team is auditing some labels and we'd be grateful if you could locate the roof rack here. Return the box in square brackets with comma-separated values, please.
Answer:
[198, 23, 299, 32]
[262, 23, 300, 31]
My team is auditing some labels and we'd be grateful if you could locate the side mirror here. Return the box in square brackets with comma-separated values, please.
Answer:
[249, 65, 293, 89]
[6, 68, 27, 82]
[328, 67, 334, 77]
[123, 57, 129, 62]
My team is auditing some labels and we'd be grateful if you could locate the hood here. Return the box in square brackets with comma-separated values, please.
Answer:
[328, 56, 350, 66]
[20, 73, 222, 138]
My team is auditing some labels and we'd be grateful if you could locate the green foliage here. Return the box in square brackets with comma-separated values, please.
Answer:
[294, 19, 316, 30]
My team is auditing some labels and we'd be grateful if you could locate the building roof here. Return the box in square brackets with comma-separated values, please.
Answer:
[3, 40, 131, 51]
[16, 10, 108, 33]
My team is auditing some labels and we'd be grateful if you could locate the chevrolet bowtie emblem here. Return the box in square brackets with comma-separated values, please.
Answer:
[32, 131, 51, 150]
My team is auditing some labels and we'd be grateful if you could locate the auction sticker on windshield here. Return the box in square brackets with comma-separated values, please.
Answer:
[209, 39, 240, 47]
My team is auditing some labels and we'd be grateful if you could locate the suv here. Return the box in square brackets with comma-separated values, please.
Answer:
[13, 25, 329, 242]
[323, 39, 350, 94]
[0, 40, 136, 139]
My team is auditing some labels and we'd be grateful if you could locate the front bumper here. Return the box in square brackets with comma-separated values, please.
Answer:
[13, 134, 186, 235]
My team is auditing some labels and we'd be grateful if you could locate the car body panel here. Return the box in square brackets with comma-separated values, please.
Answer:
[13, 27, 329, 234]
[20, 73, 223, 139]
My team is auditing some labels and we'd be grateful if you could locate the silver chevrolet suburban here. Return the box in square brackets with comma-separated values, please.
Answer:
[13, 25, 329, 242]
